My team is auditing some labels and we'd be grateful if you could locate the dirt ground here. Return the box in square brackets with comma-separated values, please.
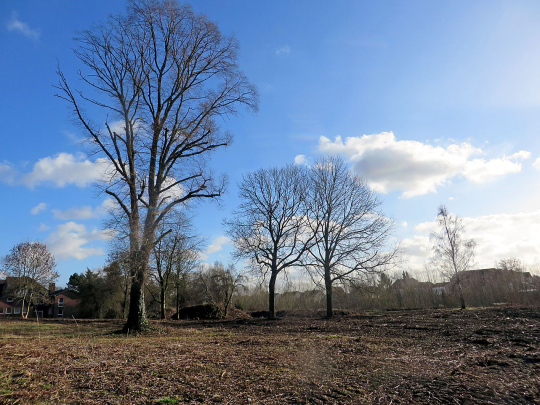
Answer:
[1, 307, 539, 404]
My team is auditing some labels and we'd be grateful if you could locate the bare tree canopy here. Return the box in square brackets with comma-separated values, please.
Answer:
[3, 241, 58, 318]
[305, 156, 398, 318]
[225, 164, 312, 318]
[55, 0, 258, 331]
[430, 205, 477, 309]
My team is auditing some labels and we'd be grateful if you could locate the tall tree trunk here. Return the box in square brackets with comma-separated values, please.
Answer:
[176, 283, 181, 317]
[457, 280, 466, 310]
[325, 267, 333, 318]
[160, 285, 166, 320]
[268, 271, 278, 319]
[124, 250, 150, 332]
[122, 283, 129, 319]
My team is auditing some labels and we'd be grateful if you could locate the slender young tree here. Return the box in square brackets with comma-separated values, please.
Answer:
[225, 164, 313, 319]
[56, 0, 258, 331]
[305, 156, 398, 318]
[148, 212, 203, 319]
[429, 205, 476, 310]
[3, 242, 58, 318]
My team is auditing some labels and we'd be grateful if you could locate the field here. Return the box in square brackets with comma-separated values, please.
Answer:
[1, 307, 539, 404]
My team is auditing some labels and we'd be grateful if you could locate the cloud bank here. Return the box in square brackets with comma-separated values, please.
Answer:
[403, 210, 540, 274]
[318, 132, 530, 197]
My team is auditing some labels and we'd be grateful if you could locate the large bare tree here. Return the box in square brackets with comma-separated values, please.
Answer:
[56, 0, 258, 330]
[305, 156, 398, 318]
[225, 164, 312, 319]
[430, 205, 476, 310]
[3, 242, 58, 318]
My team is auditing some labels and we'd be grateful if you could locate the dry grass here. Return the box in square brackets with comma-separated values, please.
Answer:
[1, 307, 539, 404]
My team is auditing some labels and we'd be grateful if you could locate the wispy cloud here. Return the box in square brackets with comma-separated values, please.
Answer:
[7, 11, 40, 40]
[0, 162, 17, 185]
[52, 199, 116, 220]
[37, 223, 50, 232]
[30, 202, 47, 215]
[276, 45, 291, 55]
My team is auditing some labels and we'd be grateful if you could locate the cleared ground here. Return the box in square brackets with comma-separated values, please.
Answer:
[1, 307, 539, 404]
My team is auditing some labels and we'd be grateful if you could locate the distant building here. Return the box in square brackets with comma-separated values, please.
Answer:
[0, 278, 81, 318]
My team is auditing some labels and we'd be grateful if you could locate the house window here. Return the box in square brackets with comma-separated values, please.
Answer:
[14, 307, 21, 315]
[58, 298, 64, 307]
[7, 297, 13, 303]
[6, 308, 12, 315]
[57, 309, 63, 317]
[0, 308, 3, 315]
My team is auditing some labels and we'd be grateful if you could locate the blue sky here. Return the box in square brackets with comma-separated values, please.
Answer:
[3, 0, 540, 286]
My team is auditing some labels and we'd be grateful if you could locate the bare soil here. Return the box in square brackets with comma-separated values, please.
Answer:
[1, 307, 539, 404]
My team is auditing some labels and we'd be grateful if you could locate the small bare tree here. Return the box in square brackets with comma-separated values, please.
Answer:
[430, 205, 476, 310]
[498, 257, 523, 272]
[56, 0, 258, 331]
[148, 212, 203, 319]
[195, 262, 244, 317]
[305, 156, 398, 318]
[3, 242, 58, 318]
[225, 164, 313, 319]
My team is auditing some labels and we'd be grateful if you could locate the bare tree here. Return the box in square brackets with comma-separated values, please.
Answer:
[148, 212, 203, 319]
[55, 0, 258, 331]
[195, 262, 244, 317]
[430, 205, 476, 310]
[225, 164, 312, 319]
[498, 257, 523, 272]
[305, 156, 398, 318]
[3, 242, 58, 318]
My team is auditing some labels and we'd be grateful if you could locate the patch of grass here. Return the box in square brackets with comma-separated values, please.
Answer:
[155, 397, 179, 404]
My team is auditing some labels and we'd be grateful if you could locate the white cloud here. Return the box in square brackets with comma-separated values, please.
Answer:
[22, 153, 109, 188]
[403, 210, 540, 274]
[44, 222, 113, 260]
[401, 221, 408, 228]
[276, 45, 291, 55]
[533, 158, 540, 170]
[294, 154, 308, 165]
[206, 236, 231, 255]
[30, 202, 47, 215]
[6, 11, 40, 40]
[52, 198, 115, 221]
[318, 132, 530, 197]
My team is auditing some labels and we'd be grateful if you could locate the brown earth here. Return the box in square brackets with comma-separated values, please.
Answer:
[1, 306, 539, 404]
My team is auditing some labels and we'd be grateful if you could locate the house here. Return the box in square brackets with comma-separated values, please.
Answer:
[0, 278, 81, 318]
[49, 287, 82, 318]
